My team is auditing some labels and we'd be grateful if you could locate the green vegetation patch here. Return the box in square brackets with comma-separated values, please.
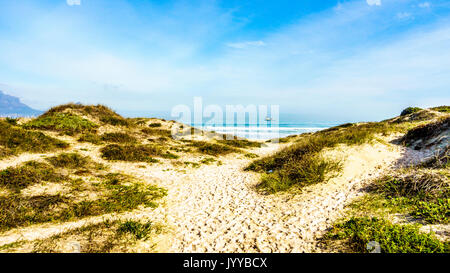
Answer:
[366, 171, 449, 224]
[23, 113, 98, 135]
[101, 132, 137, 143]
[100, 144, 177, 162]
[46, 153, 106, 172]
[117, 220, 154, 240]
[0, 173, 166, 231]
[78, 132, 102, 145]
[141, 128, 172, 137]
[148, 123, 162, 128]
[256, 155, 341, 193]
[217, 139, 261, 148]
[431, 106, 450, 113]
[401, 107, 423, 116]
[0, 194, 69, 231]
[0, 161, 64, 191]
[412, 199, 450, 224]
[44, 103, 131, 127]
[189, 141, 241, 156]
[0, 120, 68, 157]
[324, 217, 449, 253]
[28, 219, 163, 253]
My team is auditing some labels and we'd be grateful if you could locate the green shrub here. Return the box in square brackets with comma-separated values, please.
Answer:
[412, 199, 449, 224]
[5, 117, 18, 125]
[0, 161, 64, 191]
[325, 217, 449, 253]
[401, 107, 423, 116]
[0, 194, 69, 231]
[256, 155, 341, 193]
[0, 179, 166, 231]
[372, 172, 449, 201]
[217, 139, 261, 148]
[46, 153, 105, 171]
[100, 144, 171, 162]
[244, 153, 259, 159]
[189, 141, 240, 156]
[0, 120, 68, 157]
[200, 157, 216, 165]
[101, 132, 137, 143]
[117, 220, 153, 240]
[148, 123, 162, 128]
[369, 172, 449, 224]
[431, 106, 450, 113]
[44, 103, 131, 127]
[23, 113, 98, 135]
[100, 116, 130, 127]
[78, 132, 102, 145]
[141, 128, 172, 137]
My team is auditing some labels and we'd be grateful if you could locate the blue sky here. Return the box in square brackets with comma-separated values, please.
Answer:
[0, 0, 449, 122]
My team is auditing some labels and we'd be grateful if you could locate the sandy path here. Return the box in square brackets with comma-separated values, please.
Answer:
[127, 141, 424, 253]
[0, 140, 426, 252]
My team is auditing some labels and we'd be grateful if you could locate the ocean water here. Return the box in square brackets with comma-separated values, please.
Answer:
[193, 123, 337, 140]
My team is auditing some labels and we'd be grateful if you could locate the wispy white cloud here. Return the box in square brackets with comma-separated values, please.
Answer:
[366, 0, 382, 6]
[396, 12, 413, 20]
[226, 40, 266, 49]
[66, 0, 81, 6]
[418, 2, 431, 8]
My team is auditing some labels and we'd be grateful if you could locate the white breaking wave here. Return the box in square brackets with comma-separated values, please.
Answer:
[197, 125, 332, 140]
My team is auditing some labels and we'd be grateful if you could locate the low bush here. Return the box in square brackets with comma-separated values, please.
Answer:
[100, 144, 174, 162]
[148, 123, 162, 128]
[0, 174, 166, 231]
[141, 128, 172, 137]
[78, 132, 102, 145]
[5, 117, 18, 125]
[23, 113, 98, 135]
[0, 120, 68, 157]
[431, 106, 450, 113]
[43, 103, 131, 127]
[369, 172, 449, 224]
[256, 155, 341, 193]
[412, 199, 449, 224]
[189, 141, 240, 156]
[46, 153, 89, 169]
[217, 139, 261, 148]
[117, 220, 154, 240]
[401, 107, 423, 116]
[372, 172, 449, 201]
[101, 132, 137, 143]
[0, 161, 64, 191]
[324, 217, 448, 253]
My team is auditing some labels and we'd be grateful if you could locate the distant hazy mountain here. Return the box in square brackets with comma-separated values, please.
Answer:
[0, 90, 42, 117]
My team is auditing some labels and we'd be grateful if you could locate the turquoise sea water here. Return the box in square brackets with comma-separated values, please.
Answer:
[193, 123, 338, 140]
